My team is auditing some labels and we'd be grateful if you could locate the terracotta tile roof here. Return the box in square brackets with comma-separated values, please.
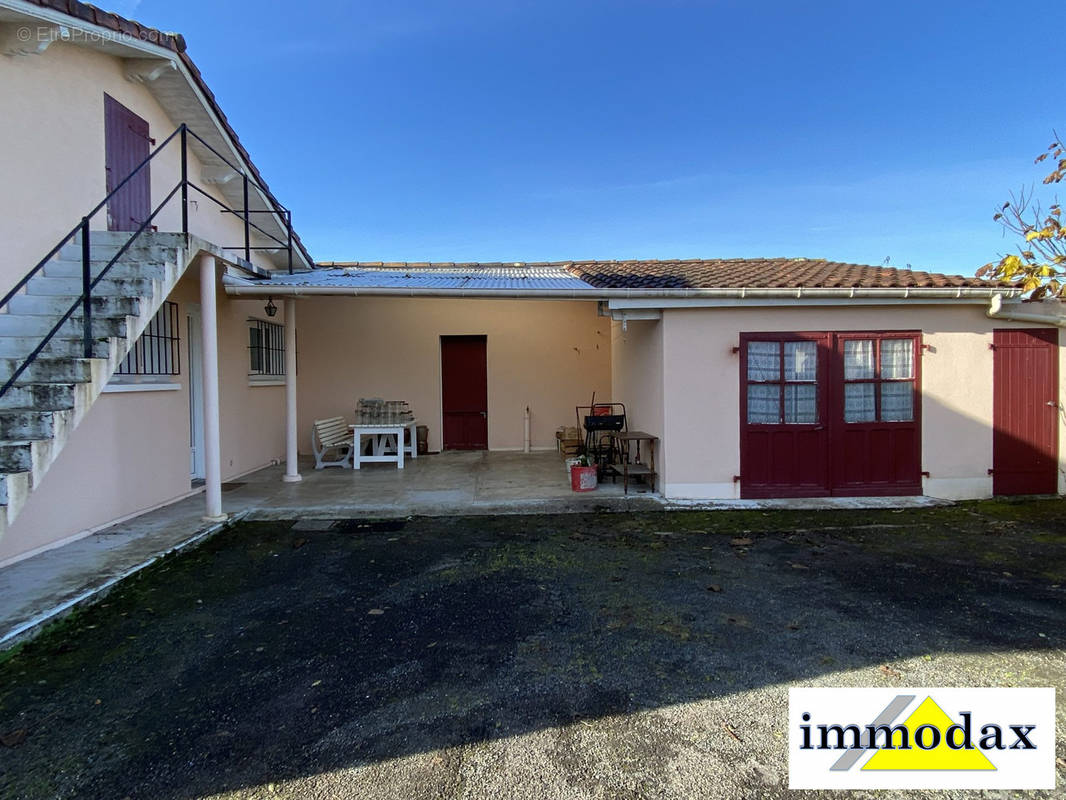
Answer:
[23, 0, 313, 267]
[564, 258, 1001, 290]
[316, 258, 1003, 291]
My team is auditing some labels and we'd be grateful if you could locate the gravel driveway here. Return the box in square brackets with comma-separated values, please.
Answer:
[1, 501, 1064, 799]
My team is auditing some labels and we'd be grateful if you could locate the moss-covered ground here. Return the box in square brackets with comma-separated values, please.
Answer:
[0, 501, 1063, 798]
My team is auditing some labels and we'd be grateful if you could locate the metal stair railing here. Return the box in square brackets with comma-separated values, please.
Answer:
[0, 124, 297, 397]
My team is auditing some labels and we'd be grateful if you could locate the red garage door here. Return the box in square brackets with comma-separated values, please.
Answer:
[740, 331, 922, 498]
[992, 328, 1058, 495]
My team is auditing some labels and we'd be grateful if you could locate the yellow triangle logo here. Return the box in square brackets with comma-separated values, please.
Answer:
[862, 697, 996, 771]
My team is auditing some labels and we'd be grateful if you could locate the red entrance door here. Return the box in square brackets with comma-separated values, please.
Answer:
[441, 335, 488, 450]
[104, 94, 152, 232]
[993, 328, 1059, 495]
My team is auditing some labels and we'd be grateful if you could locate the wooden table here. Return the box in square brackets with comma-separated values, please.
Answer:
[349, 420, 417, 469]
[608, 431, 658, 494]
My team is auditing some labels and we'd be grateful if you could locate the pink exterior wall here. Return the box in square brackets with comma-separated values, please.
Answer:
[610, 319, 666, 485]
[0, 35, 291, 563]
[0, 37, 278, 296]
[657, 304, 1064, 500]
[295, 297, 611, 452]
[0, 270, 286, 564]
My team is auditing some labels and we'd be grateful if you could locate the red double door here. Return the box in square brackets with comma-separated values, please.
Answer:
[740, 332, 923, 498]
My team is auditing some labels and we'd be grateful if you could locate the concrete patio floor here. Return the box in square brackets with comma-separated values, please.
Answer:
[240, 450, 659, 520]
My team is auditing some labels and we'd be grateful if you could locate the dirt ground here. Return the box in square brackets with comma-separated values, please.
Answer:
[0, 500, 1064, 799]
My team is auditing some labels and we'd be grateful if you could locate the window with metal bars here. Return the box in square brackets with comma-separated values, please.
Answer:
[115, 301, 180, 376]
[248, 318, 285, 376]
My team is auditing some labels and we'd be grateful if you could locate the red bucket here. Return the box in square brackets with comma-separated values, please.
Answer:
[570, 464, 598, 492]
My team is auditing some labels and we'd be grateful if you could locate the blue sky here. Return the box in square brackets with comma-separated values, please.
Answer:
[111, 0, 1060, 272]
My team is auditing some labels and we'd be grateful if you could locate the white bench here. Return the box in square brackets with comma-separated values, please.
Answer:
[311, 417, 353, 469]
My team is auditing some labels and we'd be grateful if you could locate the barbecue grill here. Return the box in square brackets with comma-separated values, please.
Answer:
[576, 402, 627, 473]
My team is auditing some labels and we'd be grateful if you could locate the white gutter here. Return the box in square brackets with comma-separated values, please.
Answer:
[223, 277, 1021, 302]
[986, 293, 1066, 326]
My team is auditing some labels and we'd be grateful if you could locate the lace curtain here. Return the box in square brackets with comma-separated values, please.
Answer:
[747, 342, 780, 423]
[881, 383, 912, 421]
[843, 338, 914, 422]
[747, 341, 818, 424]
[785, 341, 816, 381]
[880, 339, 913, 379]
[747, 341, 779, 381]
[844, 384, 876, 422]
[747, 384, 780, 423]
[881, 337, 914, 421]
[843, 340, 874, 380]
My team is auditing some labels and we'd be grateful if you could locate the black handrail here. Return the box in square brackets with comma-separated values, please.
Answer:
[0, 123, 297, 398]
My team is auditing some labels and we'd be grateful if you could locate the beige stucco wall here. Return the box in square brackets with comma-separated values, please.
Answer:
[610, 318, 666, 485]
[0, 268, 286, 564]
[0, 37, 277, 296]
[295, 297, 611, 452]
[658, 303, 1063, 500]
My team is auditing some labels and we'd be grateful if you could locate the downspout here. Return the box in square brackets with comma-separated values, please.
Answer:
[987, 293, 1066, 326]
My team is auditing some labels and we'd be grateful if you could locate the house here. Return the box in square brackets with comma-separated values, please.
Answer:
[0, 0, 1062, 569]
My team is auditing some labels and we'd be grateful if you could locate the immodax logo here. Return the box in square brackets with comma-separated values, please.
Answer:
[788, 687, 1055, 790]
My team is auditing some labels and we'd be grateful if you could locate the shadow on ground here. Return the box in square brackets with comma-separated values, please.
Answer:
[0, 501, 1064, 798]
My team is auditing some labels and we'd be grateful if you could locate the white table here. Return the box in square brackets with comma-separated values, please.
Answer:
[349, 420, 417, 469]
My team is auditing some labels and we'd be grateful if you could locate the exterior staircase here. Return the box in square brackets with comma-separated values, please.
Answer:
[0, 231, 195, 540]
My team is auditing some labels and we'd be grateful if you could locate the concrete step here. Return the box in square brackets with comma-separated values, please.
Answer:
[0, 228, 191, 535]
[43, 259, 170, 281]
[8, 293, 140, 318]
[55, 244, 172, 263]
[0, 383, 77, 411]
[0, 356, 98, 385]
[24, 275, 157, 298]
[0, 470, 30, 507]
[61, 230, 187, 259]
[0, 313, 128, 338]
[0, 335, 116, 359]
[0, 408, 66, 440]
[0, 439, 52, 473]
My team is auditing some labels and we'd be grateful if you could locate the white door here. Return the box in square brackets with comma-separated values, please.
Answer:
[187, 306, 205, 480]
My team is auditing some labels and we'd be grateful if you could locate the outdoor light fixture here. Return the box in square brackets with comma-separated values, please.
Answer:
[264, 297, 278, 317]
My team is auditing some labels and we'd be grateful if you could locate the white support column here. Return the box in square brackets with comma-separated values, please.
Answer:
[199, 254, 226, 521]
[283, 297, 302, 482]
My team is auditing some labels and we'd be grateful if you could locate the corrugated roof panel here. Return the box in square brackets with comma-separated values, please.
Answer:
[263, 266, 594, 291]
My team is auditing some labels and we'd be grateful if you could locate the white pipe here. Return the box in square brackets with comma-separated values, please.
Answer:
[986, 293, 1066, 326]
[199, 253, 226, 521]
[523, 406, 531, 454]
[283, 298, 302, 482]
